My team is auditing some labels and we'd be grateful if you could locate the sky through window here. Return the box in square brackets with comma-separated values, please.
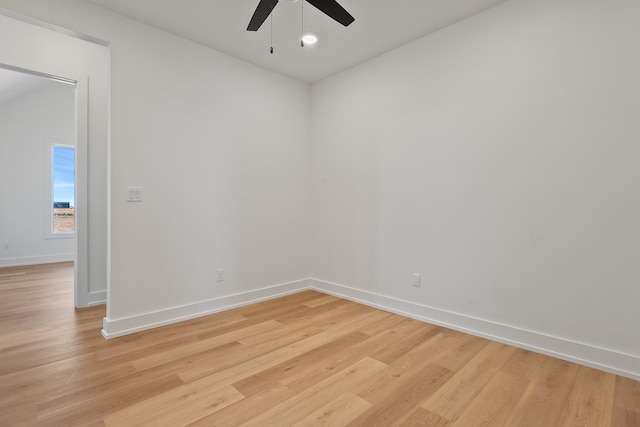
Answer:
[53, 146, 75, 207]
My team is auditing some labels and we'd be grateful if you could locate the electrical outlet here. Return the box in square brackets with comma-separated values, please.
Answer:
[216, 269, 224, 283]
[412, 273, 421, 288]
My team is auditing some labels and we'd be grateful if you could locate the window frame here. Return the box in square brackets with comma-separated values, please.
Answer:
[45, 140, 75, 240]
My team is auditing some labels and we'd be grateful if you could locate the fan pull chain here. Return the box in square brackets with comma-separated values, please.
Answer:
[301, 0, 304, 47]
[270, 13, 274, 54]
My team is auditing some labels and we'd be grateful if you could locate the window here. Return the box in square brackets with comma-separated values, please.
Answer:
[46, 142, 75, 238]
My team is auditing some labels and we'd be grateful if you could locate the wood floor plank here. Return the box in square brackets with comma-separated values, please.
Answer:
[236, 298, 370, 348]
[233, 290, 330, 319]
[177, 309, 386, 384]
[613, 375, 640, 413]
[175, 306, 384, 382]
[293, 392, 372, 426]
[176, 323, 383, 396]
[233, 331, 370, 397]
[354, 334, 456, 404]
[559, 365, 616, 426]
[505, 357, 579, 427]
[172, 324, 325, 384]
[499, 347, 547, 380]
[0, 352, 92, 393]
[356, 312, 414, 336]
[279, 327, 428, 395]
[239, 357, 388, 426]
[0, 401, 36, 427]
[302, 293, 343, 308]
[400, 408, 450, 427]
[130, 319, 281, 371]
[451, 370, 530, 427]
[105, 385, 244, 427]
[368, 323, 439, 364]
[36, 373, 185, 426]
[422, 341, 517, 422]
[611, 376, 640, 427]
[186, 383, 296, 427]
[349, 362, 453, 427]
[96, 311, 249, 361]
[34, 342, 243, 421]
[611, 408, 640, 427]
[430, 333, 490, 372]
[0, 263, 638, 426]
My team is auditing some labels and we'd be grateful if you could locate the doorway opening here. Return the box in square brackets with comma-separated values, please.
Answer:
[0, 65, 80, 305]
[0, 11, 110, 313]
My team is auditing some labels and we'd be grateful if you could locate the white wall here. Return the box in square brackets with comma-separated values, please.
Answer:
[0, 82, 75, 266]
[0, 0, 311, 333]
[104, 23, 311, 323]
[311, 0, 640, 378]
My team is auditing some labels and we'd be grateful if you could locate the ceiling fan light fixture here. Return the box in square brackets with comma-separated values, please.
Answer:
[247, 0, 354, 32]
[301, 33, 318, 46]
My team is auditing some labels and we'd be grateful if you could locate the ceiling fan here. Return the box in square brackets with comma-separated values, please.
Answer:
[247, 0, 355, 32]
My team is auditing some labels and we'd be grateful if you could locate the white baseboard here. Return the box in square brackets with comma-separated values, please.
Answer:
[99, 275, 640, 380]
[0, 253, 74, 268]
[309, 278, 640, 381]
[87, 290, 106, 307]
[101, 279, 310, 339]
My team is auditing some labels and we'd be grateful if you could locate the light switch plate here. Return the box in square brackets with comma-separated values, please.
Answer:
[127, 187, 143, 202]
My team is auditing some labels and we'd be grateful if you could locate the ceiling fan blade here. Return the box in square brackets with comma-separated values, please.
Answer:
[247, 0, 279, 31]
[306, 0, 355, 27]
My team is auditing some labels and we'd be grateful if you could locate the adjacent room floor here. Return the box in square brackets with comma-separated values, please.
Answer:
[0, 262, 638, 426]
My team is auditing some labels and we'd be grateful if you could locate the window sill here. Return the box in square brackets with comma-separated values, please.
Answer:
[45, 232, 75, 240]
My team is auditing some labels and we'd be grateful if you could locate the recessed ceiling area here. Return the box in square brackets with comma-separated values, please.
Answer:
[83, 0, 508, 83]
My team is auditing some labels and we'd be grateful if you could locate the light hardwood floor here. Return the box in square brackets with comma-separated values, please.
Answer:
[1, 262, 638, 426]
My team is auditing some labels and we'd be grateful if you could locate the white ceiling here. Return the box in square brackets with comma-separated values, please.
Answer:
[84, 0, 507, 83]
